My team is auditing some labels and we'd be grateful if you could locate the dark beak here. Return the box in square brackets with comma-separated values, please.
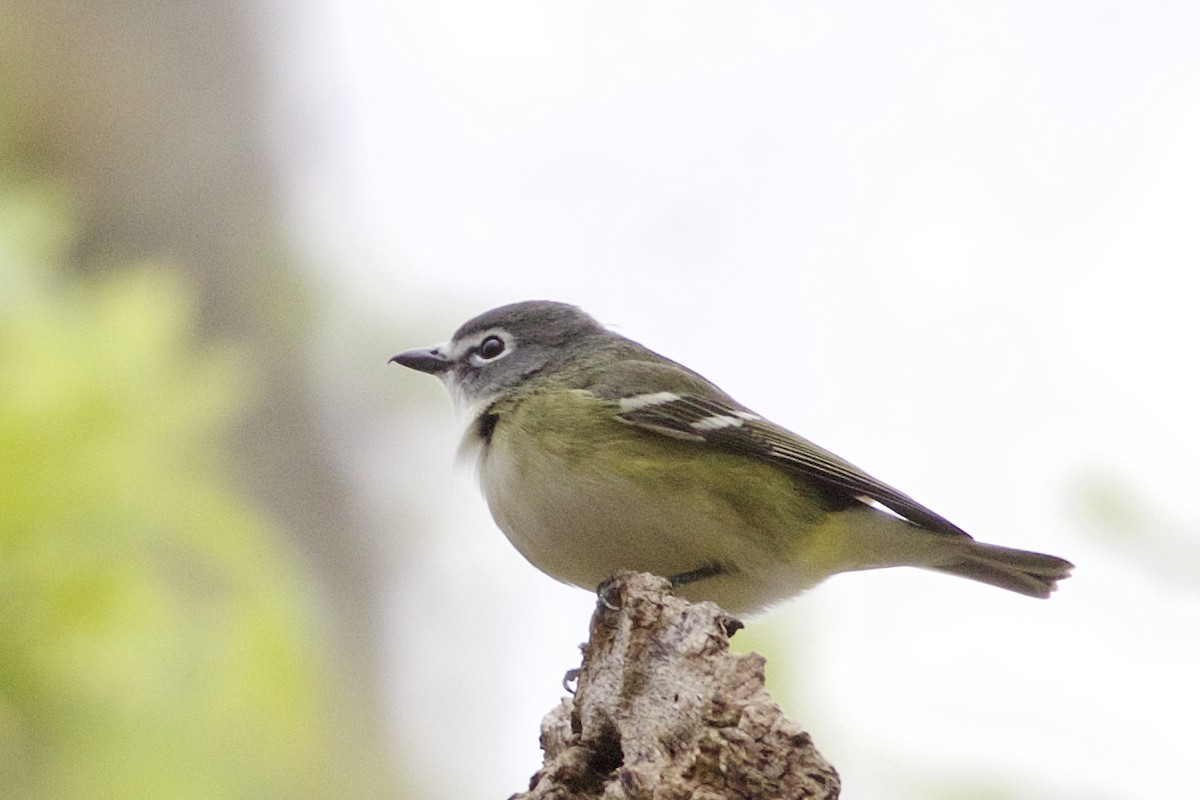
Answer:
[389, 347, 452, 375]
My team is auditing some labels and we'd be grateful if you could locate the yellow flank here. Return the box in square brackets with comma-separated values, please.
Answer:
[485, 387, 857, 592]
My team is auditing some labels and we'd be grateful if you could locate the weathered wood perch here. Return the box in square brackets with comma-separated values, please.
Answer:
[511, 572, 840, 799]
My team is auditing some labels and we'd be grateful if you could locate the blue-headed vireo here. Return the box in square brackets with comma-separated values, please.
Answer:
[391, 301, 1072, 614]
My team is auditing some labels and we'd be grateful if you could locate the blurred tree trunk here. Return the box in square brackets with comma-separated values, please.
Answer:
[5, 0, 388, 745]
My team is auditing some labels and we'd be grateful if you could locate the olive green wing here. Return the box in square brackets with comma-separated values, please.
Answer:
[588, 359, 972, 540]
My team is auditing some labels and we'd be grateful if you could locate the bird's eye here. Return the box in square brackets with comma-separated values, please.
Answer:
[478, 335, 506, 360]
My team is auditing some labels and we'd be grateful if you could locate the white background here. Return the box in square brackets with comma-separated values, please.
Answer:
[271, 2, 1200, 797]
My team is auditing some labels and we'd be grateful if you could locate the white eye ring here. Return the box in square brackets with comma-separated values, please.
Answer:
[470, 334, 511, 365]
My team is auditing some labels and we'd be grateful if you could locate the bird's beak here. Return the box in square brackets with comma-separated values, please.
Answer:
[389, 346, 452, 375]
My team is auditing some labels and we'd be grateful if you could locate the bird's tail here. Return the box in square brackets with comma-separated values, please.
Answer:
[928, 540, 1074, 598]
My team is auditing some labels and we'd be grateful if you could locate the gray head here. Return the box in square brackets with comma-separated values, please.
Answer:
[391, 301, 610, 411]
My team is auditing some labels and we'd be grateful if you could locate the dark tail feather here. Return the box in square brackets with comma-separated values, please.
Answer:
[928, 541, 1074, 598]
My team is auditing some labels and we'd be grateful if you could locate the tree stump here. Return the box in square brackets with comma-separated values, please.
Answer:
[512, 572, 839, 799]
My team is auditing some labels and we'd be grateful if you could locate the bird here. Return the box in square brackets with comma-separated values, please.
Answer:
[391, 300, 1073, 615]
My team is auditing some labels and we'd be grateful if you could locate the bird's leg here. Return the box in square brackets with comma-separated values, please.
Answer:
[595, 575, 623, 610]
[667, 563, 725, 587]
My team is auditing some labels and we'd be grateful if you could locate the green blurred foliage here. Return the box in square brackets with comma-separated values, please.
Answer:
[0, 170, 395, 798]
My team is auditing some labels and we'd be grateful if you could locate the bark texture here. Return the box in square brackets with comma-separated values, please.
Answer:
[513, 573, 839, 800]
